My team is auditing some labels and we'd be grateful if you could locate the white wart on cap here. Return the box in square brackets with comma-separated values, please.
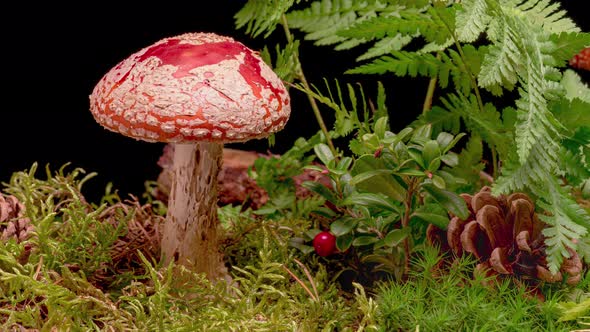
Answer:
[89, 32, 291, 143]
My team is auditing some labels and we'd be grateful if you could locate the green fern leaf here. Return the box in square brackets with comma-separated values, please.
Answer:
[291, 79, 371, 138]
[346, 51, 441, 76]
[551, 97, 590, 133]
[235, 0, 297, 37]
[260, 41, 301, 83]
[560, 69, 590, 103]
[561, 127, 590, 183]
[455, 0, 491, 42]
[439, 94, 512, 157]
[493, 144, 549, 193]
[417, 106, 461, 134]
[347, 50, 478, 94]
[445, 135, 485, 191]
[537, 178, 590, 273]
[478, 18, 519, 93]
[357, 34, 413, 61]
[515, 0, 580, 34]
[286, 0, 395, 48]
[340, 7, 453, 45]
[559, 147, 590, 184]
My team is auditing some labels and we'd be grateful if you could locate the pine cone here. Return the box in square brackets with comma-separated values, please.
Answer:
[428, 187, 583, 285]
[0, 194, 34, 243]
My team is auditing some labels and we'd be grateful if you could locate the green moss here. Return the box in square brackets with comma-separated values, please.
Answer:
[374, 246, 581, 332]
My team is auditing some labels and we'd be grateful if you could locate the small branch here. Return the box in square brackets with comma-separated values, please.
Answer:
[400, 178, 417, 279]
[436, 10, 486, 113]
[280, 14, 338, 158]
[422, 53, 441, 114]
[490, 147, 498, 179]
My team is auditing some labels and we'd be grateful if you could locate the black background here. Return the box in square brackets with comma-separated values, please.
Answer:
[2, 1, 588, 203]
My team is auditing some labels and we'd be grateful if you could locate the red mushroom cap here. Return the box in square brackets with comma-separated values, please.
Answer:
[89, 33, 291, 143]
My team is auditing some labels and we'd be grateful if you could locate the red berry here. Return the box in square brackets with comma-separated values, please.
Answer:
[313, 231, 336, 257]
[570, 47, 590, 71]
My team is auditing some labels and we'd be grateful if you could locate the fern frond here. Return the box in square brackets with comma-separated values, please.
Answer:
[551, 97, 590, 133]
[339, 7, 453, 45]
[235, 0, 297, 37]
[291, 79, 368, 137]
[560, 69, 590, 103]
[417, 106, 461, 134]
[492, 142, 541, 192]
[478, 17, 520, 94]
[455, 0, 491, 42]
[514, 0, 579, 34]
[445, 135, 486, 192]
[559, 147, 590, 185]
[347, 51, 441, 76]
[260, 41, 301, 83]
[357, 34, 413, 61]
[536, 178, 590, 273]
[438, 93, 512, 157]
[286, 0, 398, 48]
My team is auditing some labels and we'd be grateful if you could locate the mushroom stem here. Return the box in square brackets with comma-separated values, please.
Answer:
[160, 142, 228, 281]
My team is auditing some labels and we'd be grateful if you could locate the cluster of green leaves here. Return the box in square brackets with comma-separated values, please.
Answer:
[236, 0, 590, 274]
[1, 164, 371, 330]
[374, 246, 583, 331]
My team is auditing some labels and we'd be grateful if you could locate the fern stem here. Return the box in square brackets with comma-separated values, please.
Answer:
[452, 40, 485, 112]
[280, 14, 338, 157]
[422, 53, 440, 114]
[436, 10, 486, 113]
[401, 178, 418, 279]
[491, 147, 498, 179]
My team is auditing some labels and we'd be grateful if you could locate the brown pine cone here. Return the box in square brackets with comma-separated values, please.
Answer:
[0, 194, 34, 243]
[428, 186, 583, 285]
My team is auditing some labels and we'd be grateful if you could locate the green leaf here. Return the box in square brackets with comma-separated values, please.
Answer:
[421, 183, 469, 220]
[289, 238, 316, 254]
[352, 235, 379, 247]
[383, 228, 410, 247]
[374, 116, 389, 138]
[422, 140, 441, 166]
[351, 155, 406, 202]
[436, 132, 454, 151]
[550, 97, 590, 133]
[440, 152, 459, 167]
[407, 149, 425, 169]
[411, 211, 450, 230]
[314, 143, 335, 165]
[342, 193, 399, 213]
[336, 233, 354, 252]
[396, 168, 426, 177]
[350, 169, 395, 186]
[330, 217, 357, 236]
[431, 174, 446, 189]
[301, 181, 338, 204]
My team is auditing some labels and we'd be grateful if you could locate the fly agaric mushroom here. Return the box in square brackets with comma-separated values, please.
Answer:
[89, 32, 291, 281]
